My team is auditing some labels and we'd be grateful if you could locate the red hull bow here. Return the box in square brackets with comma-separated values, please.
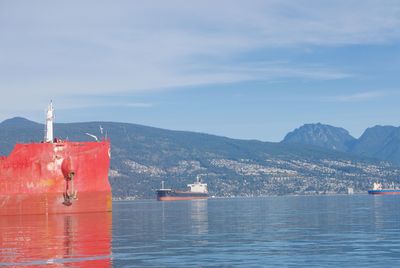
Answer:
[0, 140, 112, 215]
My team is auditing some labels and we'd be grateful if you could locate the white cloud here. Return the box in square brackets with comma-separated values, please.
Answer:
[123, 102, 154, 108]
[0, 0, 399, 112]
[329, 91, 391, 102]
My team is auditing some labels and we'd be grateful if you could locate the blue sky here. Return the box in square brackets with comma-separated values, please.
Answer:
[1, 0, 399, 141]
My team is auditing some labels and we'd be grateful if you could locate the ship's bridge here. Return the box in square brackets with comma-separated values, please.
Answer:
[187, 180, 208, 193]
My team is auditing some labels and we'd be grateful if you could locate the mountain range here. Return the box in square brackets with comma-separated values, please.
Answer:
[282, 123, 400, 164]
[1, 117, 400, 199]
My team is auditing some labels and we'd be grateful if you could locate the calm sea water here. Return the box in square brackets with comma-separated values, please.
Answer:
[1, 195, 400, 267]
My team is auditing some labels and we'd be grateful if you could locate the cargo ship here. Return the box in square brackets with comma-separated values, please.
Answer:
[368, 182, 400, 195]
[0, 102, 112, 215]
[156, 176, 208, 201]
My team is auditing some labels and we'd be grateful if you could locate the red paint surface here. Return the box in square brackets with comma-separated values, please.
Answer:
[0, 140, 111, 215]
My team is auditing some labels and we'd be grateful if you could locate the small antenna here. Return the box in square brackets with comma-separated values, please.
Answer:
[100, 125, 103, 135]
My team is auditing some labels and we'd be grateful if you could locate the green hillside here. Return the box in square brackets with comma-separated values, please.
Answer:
[1, 118, 400, 199]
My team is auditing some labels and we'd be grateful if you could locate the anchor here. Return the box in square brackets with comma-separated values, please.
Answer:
[63, 172, 78, 206]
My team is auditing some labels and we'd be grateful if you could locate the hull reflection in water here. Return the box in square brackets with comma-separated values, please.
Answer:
[0, 212, 112, 267]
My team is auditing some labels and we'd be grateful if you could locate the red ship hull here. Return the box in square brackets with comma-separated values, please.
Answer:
[0, 140, 112, 215]
[156, 189, 208, 201]
[368, 189, 400, 195]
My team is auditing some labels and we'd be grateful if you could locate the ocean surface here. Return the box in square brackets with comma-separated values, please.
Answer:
[1, 195, 400, 267]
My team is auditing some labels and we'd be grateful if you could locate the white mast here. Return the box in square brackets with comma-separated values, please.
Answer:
[45, 101, 54, 143]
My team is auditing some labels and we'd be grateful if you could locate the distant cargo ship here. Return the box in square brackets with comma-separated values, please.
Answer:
[0, 102, 112, 215]
[368, 182, 400, 195]
[156, 176, 208, 201]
